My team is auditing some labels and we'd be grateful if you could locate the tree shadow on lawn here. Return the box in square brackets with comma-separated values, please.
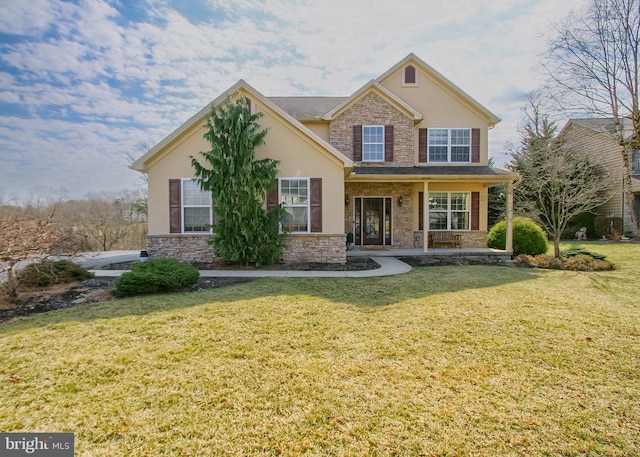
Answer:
[0, 265, 545, 331]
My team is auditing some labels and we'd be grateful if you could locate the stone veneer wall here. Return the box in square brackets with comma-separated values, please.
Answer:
[281, 234, 346, 264]
[413, 230, 489, 249]
[345, 182, 414, 248]
[147, 234, 346, 265]
[330, 92, 415, 167]
[147, 235, 216, 263]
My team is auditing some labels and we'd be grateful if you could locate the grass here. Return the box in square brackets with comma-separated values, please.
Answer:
[1, 241, 639, 456]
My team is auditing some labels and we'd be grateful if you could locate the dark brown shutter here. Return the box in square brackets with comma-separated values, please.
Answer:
[384, 125, 394, 161]
[419, 128, 427, 163]
[405, 65, 416, 84]
[353, 125, 362, 161]
[245, 97, 252, 115]
[267, 183, 278, 211]
[471, 192, 480, 230]
[418, 191, 424, 230]
[471, 128, 480, 163]
[310, 178, 322, 232]
[169, 179, 182, 233]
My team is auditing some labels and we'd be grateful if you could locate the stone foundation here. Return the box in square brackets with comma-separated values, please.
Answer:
[147, 233, 346, 265]
[282, 234, 346, 264]
[147, 235, 216, 263]
[412, 230, 488, 249]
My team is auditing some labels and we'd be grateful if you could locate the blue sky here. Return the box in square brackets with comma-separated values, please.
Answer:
[0, 0, 587, 202]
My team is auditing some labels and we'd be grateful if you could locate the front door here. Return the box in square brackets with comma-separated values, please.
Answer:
[363, 198, 383, 245]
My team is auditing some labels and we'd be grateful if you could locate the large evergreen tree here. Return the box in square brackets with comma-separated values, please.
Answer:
[191, 96, 284, 267]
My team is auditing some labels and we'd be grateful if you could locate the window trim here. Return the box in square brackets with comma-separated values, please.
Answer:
[279, 177, 311, 234]
[428, 191, 471, 231]
[402, 64, 418, 86]
[362, 125, 385, 162]
[181, 178, 213, 234]
[428, 128, 472, 163]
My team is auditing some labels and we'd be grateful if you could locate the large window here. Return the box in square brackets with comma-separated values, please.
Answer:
[363, 126, 384, 162]
[280, 178, 310, 233]
[429, 192, 470, 231]
[428, 128, 471, 163]
[182, 179, 212, 233]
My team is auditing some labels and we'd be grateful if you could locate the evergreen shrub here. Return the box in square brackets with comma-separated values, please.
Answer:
[114, 259, 200, 298]
[487, 217, 548, 256]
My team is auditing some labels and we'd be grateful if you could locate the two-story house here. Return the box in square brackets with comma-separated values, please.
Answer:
[560, 117, 640, 237]
[131, 54, 518, 264]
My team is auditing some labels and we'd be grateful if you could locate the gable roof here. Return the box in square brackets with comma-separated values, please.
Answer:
[321, 80, 423, 122]
[131, 80, 353, 172]
[269, 97, 347, 121]
[377, 53, 501, 127]
[566, 117, 636, 141]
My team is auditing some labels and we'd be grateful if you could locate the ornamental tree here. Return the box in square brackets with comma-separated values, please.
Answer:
[191, 96, 284, 267]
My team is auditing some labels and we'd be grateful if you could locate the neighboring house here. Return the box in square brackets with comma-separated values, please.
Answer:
[132, 53, 518, 264]
[561, 118, 640, 236]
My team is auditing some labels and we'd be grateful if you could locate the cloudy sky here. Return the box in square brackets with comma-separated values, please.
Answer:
[0, 0, 587, 202]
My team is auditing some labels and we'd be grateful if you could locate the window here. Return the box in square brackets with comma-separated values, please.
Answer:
[280, 178, 310, 233]
[632, 148, 639, 174]
[428, 192, 470, 230]
[403, 65, 417, 85]
[428, 128, 471, 163]
[362, 126, 384, 161]
[182, 179, 212, 233]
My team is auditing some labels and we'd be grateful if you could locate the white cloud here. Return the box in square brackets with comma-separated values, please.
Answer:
[0, 0, 591, 197]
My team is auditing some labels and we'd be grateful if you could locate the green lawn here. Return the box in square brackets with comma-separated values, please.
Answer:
[1, 242, 639, 456]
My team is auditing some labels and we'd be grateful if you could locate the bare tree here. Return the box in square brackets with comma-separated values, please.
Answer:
[509, 114, 613, 257]
[544, 0, 640, 235]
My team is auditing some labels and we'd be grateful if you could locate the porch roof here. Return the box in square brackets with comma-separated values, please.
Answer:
[348, 166, 517, 182]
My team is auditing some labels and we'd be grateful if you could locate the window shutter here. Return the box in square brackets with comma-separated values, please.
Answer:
[471, 128, 480, 163]
[267, 183, 279, 211]
[245, 97, 252, 115]
[353, 125, 362, 161]
[384, 125, 394, 161]
[212, 200, 220, 226]
[418, 191, 424, 230]
[471, 192, 480, 230]
[310, 178, 322, 232]
[418, 128, 427, 163]
[169, 179, 182, 233]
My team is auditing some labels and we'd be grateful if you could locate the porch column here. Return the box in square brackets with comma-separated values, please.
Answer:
[423, 181, 429, 252]
[506, 180, 514, 254]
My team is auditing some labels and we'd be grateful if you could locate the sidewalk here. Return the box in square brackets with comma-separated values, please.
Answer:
[81, 251, 412, 278]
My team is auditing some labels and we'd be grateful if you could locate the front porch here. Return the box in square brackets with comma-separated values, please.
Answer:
[347, 246, 512, 262]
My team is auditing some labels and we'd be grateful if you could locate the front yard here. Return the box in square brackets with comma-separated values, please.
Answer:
[1, 242, 639, 456]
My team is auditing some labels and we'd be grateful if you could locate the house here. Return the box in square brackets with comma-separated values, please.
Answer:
[131, 53, 518, 264]
[560, 118, 640, 237]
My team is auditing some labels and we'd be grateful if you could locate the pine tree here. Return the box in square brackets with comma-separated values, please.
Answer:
[191, 96, 284, 266]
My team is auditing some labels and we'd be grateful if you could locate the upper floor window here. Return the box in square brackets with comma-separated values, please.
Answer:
[403, 65, 417, 86]
[632, 148, 639, 174]
[363, 126, 384, 162]
[182, 179, 212, 233]
[428, 128, 471, 163]
[280, 178, 310, 233]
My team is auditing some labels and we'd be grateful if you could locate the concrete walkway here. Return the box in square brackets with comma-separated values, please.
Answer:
[80, 251, 412, 278]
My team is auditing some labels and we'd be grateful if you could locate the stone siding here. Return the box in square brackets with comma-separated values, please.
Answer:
[147, 234, 216, 263]
[147, 234, 346, 265]
[330, 92, 415, 167]
[282, 234, 346, 264]
[413, 230, 488, 249]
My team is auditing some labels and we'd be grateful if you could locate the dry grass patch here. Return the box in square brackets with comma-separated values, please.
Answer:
[0, 242, 639, 456]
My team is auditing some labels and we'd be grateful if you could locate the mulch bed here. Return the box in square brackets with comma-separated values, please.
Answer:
[0, 257, 380, 323]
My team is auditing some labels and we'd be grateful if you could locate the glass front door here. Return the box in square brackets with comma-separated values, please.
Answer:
[354, 197, 391, 246]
